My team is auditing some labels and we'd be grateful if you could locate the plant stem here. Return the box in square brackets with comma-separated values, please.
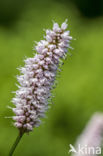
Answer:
[9, 130, 24, 156]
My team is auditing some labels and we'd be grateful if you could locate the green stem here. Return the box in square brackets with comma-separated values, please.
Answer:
[9, 130, 24, 156]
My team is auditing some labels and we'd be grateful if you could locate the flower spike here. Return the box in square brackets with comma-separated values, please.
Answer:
[12, 20, 72, 133]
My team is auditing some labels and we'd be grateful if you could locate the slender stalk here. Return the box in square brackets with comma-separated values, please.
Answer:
[9, 130, 25, 156]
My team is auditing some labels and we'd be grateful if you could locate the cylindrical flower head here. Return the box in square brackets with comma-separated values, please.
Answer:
[72, 113, 103, 156]
[12, 20, 72, 132]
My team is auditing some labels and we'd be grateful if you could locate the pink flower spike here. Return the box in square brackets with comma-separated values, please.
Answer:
[11, 20, 72, 133]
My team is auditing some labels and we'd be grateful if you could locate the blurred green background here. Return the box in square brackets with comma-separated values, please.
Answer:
[0, 0, 103, 155]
